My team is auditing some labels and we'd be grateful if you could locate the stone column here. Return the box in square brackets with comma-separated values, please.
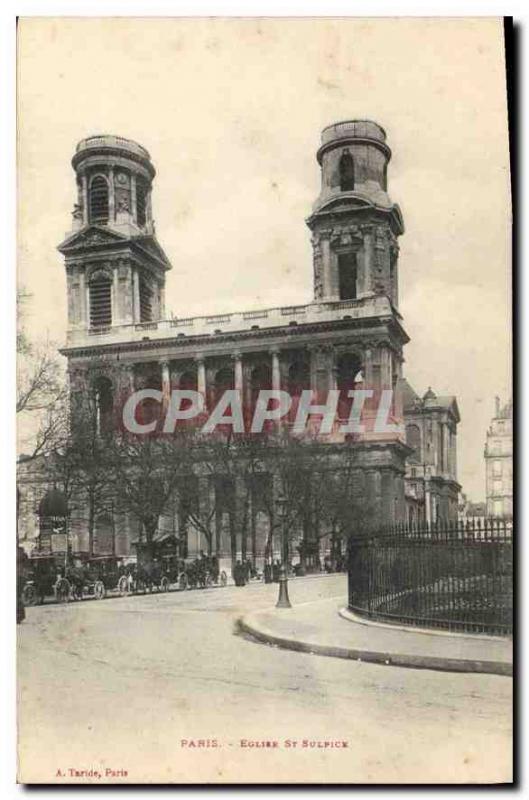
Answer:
[161, 360, 171, 413]
[362, 228, 374, 296]
[108, 166, 115, 222]
[393, 357, 404, 423]
[198, 475, 212, 555]
[233, 352, 243, 395]
[321, 235, 333, 300]
[363, 348, 373, 388]
[380, 346, 392, 389]
[82, 174, 89, 225]
[85, 279, 92, 327]
[111, 269, 119, 326]
[130, 173, 137, 225]
[424, 469, 432, 525]
[159, 285, 166, 319]
[235, 475, 248, 563]
[196, 357, 206, 408]
[146, 190, 153, 226]
[443, 422, 450, 475]
[133, 268, 140, 322]
[78, 270, 86, 326]
[329, 346, 337, 391]
[271, 348, 281, 392]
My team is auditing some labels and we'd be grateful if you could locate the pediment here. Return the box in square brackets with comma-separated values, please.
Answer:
[131, 235, 172, 270]
[58, 225, 128, 254]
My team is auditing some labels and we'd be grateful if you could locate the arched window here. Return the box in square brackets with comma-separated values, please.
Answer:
[134, 364, 161, 430]
[89, 271, 112, 328]
[93, 376, 113, 434]
[139, 277, 153, 322]
[214, 367, 234, 406]
[89, 176, 109, 223]
[339, 152, 355, 191]
[338, 252, 357, 300]
[136, 177, 148, 227]
[250, 364, 272, 428]
[406, 424, 422, 463]
[287, 360, 310, 424]
[178, 370, 197, 416]
[287, 361, 310, 397]
[179, 370, 197, 392]
[336, 353, 362, 420]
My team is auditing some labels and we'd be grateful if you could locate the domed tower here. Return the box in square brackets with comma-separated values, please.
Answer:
[307, 120, 404, 306]
[58, 135, 171, 335]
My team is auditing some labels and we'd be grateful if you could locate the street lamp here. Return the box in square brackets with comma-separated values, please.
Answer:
[275, 492, 291, 609]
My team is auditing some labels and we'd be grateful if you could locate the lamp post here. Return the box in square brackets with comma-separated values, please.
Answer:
[276, 492, 291, 609]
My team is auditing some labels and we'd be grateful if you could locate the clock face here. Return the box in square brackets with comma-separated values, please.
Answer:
[117, 172, 128, 185]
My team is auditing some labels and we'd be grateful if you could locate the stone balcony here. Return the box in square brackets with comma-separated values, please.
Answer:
[65, 295, 398, 349]
[75, 135, 151, 161]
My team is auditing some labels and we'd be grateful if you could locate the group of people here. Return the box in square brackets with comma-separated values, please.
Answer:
[232, 559, 256, 587]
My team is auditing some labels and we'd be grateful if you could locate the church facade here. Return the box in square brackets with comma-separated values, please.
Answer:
[18, 120, 461, 567]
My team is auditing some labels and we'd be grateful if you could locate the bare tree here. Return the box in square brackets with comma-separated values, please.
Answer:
[105, 430, 196, 562]
[17, 287, 66, 461]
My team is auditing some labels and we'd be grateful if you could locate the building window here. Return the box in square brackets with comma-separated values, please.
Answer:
[89, 176, 109, 224]
[338, 252, 357, 300]
[493, 479, 502, 495]
[93, 376, 114, 434]
[339, 151, 355, 191]
[493, 460, 502, 477]
[89, 272, 112, 328]
[251, 364, 272, 422]
[493, 500, 503, 517]
[136, 177, 148, 227]
[406, 424, 422, 463]
[214, 367, 234, 407]
[336, 352, 362, 420]
[139, 277, 153, 322]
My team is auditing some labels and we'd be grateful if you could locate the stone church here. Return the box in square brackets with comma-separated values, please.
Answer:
[17, 120, 461, 568]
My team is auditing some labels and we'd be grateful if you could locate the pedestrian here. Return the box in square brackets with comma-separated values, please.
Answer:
[233, 560, 243, 587]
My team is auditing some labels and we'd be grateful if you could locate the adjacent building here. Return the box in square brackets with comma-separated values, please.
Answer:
[402, 380, 460, 524]
[485, 396, 513, 517]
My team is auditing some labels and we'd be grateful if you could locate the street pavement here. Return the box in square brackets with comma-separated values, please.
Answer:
[242, 597, 512, 675]
[17, 574, 512, 784]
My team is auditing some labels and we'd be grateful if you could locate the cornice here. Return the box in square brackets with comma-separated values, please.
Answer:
[60, 315, 408, 360]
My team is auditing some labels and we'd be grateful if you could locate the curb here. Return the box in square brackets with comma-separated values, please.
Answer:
[338, 607, 509, 642]
[238, 615, 513, 677]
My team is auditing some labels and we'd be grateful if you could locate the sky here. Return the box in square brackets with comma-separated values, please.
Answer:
[17, 17, 511, 500]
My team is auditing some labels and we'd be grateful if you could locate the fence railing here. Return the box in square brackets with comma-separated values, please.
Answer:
[347, 518, 513, 636]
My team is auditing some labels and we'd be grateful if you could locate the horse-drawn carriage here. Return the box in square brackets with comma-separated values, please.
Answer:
[21, 553, 71, 605]
[178, 555, 228, 590]
[21, 551, 131, 604]
[132, 536, 228, 593]
[67, 555, 131, 600]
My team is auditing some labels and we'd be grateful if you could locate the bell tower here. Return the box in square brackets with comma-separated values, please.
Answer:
[58, 135, 171, 335]
[307, 120, 404, 307]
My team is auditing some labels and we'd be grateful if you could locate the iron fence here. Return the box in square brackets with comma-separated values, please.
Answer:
[348, 518, 513, 636]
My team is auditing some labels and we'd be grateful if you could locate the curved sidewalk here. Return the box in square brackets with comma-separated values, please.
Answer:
[239, 597, 512, 676]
